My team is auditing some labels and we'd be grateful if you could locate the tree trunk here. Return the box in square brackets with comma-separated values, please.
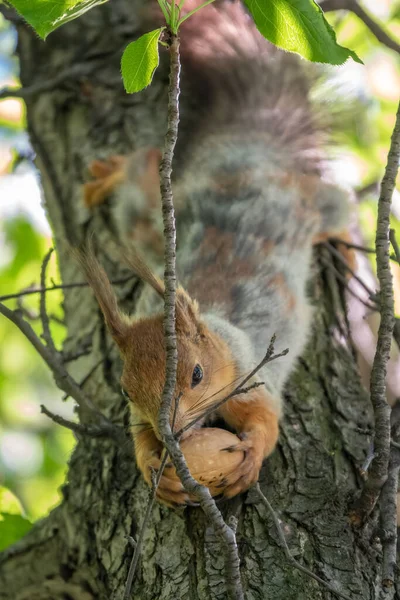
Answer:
[0, 2, 383, 599]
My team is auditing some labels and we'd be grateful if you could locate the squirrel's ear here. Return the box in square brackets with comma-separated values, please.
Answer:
[123, 246, 203, 335]
[123, 246, 165, 297]
[73, 246, 131, 352]
[176, 288, 203, 336]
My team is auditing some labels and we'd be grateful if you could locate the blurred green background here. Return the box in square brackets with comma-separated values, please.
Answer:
[0, 1, 399, 544]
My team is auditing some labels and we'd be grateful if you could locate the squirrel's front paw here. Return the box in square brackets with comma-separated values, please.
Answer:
[220, 433, 265, 498]
[141, 456, 193, 508]
[83, 155, 126, 208]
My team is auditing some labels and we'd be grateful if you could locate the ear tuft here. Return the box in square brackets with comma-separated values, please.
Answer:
[123, 246, 165, 297]
[176, 287, 203, 337]
[72, 243, 131, 352]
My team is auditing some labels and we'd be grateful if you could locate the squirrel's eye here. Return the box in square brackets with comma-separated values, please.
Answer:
[121, 388, 132, 402]
[191, 364, 203, 388]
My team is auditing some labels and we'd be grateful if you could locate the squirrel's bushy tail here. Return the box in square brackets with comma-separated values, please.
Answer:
[177, 0, 324, 173]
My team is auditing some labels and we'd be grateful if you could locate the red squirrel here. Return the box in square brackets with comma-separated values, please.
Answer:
[78, 0, 351, 506]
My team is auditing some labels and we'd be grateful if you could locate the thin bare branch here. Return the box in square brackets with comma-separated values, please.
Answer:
[353, 100, 400, 523]
[0, 301, 117, 436]
[320, 0, 400, 55]
[124, 452, 170, 599]
[157, 32, 181, 444]
[320, 255, 378, 312]
[154, 33, 244, 600]
[40, 405, 113, 438]
[0, 274, 135, 303]
[40, 248, 57, 351]
[176, 338, 288, 437]
[325, 242, 378, 302]
[62, 350, 110, 401]
[389, 229, 400, 266]
[255, 484, 353, 600]
[329, 237, 400, 265]
[0, 62, 99, 100]
[329, 238, 375, 255]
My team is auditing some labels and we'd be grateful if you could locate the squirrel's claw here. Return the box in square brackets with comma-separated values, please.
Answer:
[221, 436, 264, 498]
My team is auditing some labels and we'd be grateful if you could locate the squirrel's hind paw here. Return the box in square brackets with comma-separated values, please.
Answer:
[83, 156, 126, 208]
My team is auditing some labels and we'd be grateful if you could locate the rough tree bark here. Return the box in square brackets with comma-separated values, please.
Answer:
[0, 2, 387, 599]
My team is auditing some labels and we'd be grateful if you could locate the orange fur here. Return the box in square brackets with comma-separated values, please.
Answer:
[84, 157, 127, 207]
[76, 246, 280, 505]
[217, 389, 279, 498]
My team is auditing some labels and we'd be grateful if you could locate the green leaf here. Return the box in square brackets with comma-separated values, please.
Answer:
[0, 487, 24, 515]
[244, 0, 363, 65]
[0, 487, 32, 550]
[0, 514, 33, 551]
[6, 0, 109, 39]
[121, 29, 163, 94]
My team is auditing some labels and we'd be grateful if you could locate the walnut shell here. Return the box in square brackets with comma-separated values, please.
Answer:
[174, 428, 244, 496]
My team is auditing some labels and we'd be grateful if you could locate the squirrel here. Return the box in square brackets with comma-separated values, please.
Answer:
[78, 0, 352, 506]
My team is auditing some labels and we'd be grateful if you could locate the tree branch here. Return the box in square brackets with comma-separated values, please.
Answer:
[123, 452, 170, 599]
[40, 405, 113, 437]
[255, 484, 353, 600]
[352, 100, 400, 523]
[155, 32, 244, 600]
[39, 248, 57, 352]
[320, 0, 400, 55]
[0, 301, 118, 437]
[0, 274, 135, 303]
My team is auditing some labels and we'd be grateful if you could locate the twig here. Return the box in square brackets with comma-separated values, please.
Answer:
[353, 100, 400, 523]
[0, 274, 135, 303]
[320, 255, 378, 312]
[176, 338, 288, 437]
[255, 484, 353, 600]
[16, 293, 39, 320]
[40, 248, 57, 351]
[0, 62, 99, 100]
[360, 442, 376, 477]
[325, 242, 378, 302]
[124, 452, 170, 599]
[355, 180, 380, 201]
[320, 0, 400, 55]
[62, 350, 110, 401]
[126, 536, 137, 549]
[329, 238, 375, 255]
[0, 3, 24, 23]
[155, 33, 244, 600]
[0, 302, 117, 436]
[329, 238, 400, 266]
[123, 392, 182, 598]
[40, 404, 113, 437]
[172, 392, 182, 433]
[389, 229, 400, 266]
[62, 345, 93, 363]
[381, 464, 400, 588]
[157, 32, 181, 445]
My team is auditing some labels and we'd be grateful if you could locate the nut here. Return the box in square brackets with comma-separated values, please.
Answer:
[172, 428, 244, 496]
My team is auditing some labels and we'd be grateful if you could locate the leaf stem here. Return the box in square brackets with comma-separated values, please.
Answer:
[158, 0, 171, 22]
[177, 0, 216, 25]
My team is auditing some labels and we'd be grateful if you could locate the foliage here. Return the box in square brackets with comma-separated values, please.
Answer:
[5, 0, 361, 95]
[0, 486, 32, 550]
[121, 28, 164, 94]
[4, 0, 108, 38]
[244, 0, 362, 64]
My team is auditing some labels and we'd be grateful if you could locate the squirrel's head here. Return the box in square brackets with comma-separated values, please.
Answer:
[76, 247, 236, 438]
